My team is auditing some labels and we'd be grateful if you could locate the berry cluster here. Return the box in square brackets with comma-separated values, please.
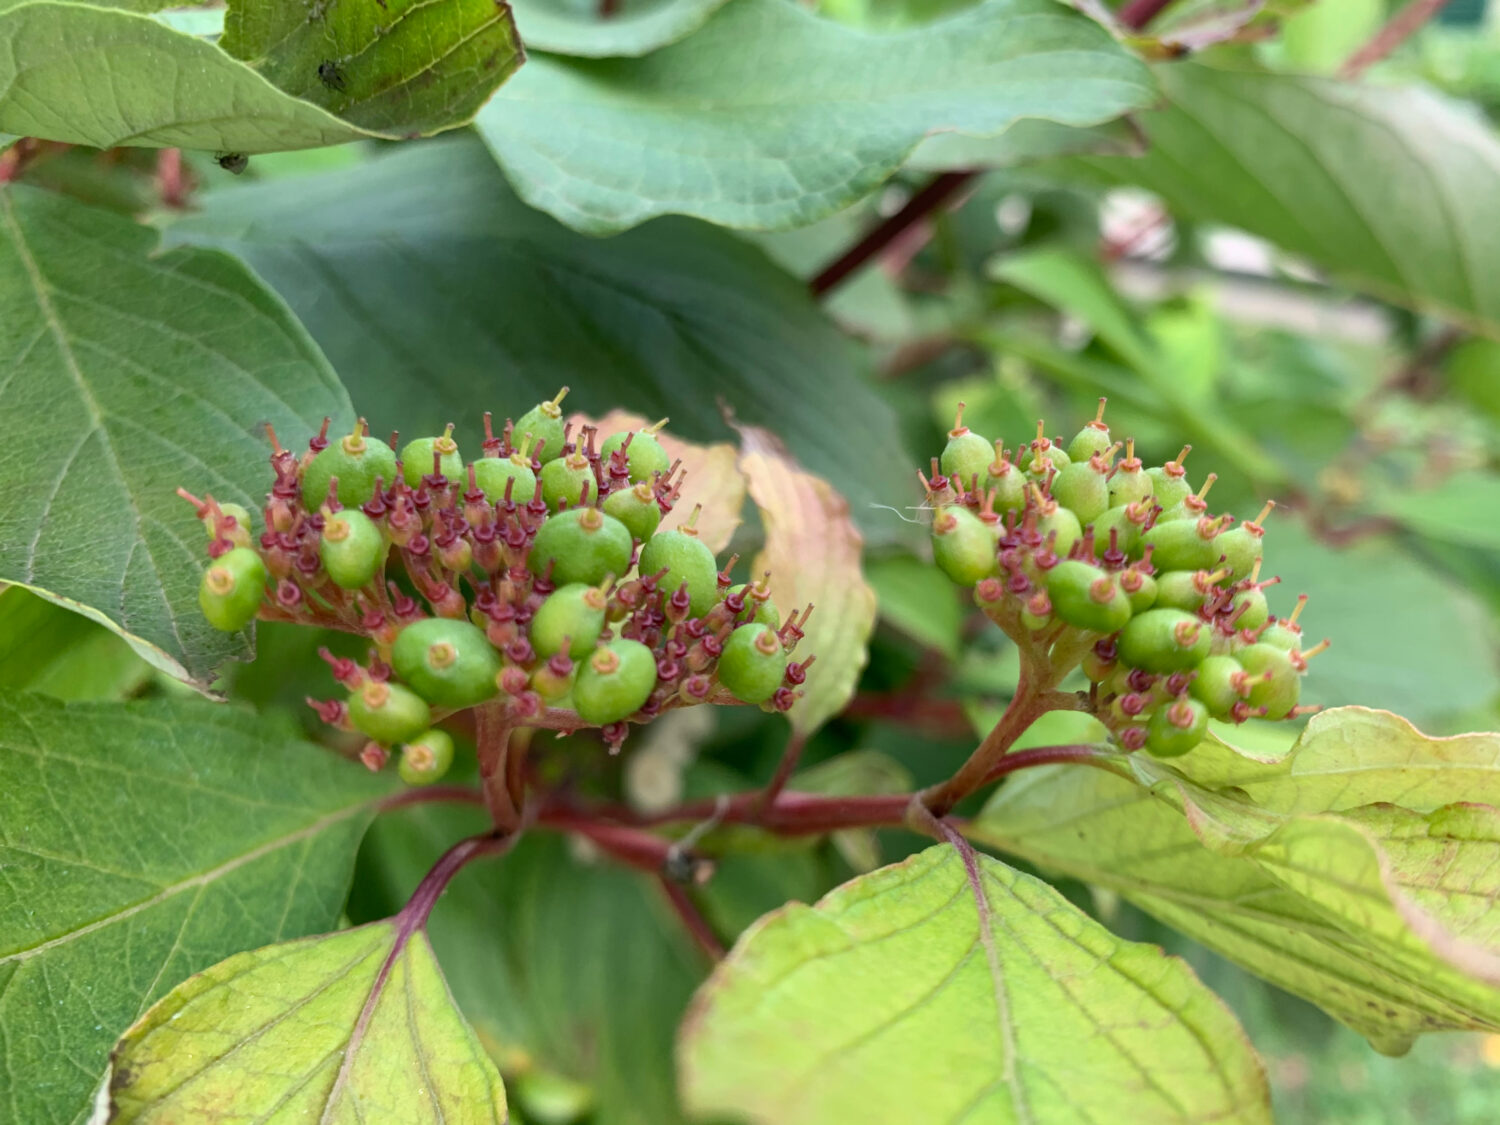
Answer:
[926, 400, 1326, 758]
[184, 389, 812, 783]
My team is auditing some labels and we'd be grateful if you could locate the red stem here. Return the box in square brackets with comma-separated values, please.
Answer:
[751, 730, 807, 819]
[1340, 0, 1451, 77]
[659, 878, 726, 961]
[475, 705, 521, 831]
[396, 831, 515, 935]
[1116, 0, 1178, 30]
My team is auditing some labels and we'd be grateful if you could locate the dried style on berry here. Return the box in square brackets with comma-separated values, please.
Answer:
[183, 392, 814, 781]
[924, 399, 1327, 759]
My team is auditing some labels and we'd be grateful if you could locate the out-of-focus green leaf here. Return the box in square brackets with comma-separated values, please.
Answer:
[165, 135, 916, 547]
[908, 118, 1143, 171]
[680, 845, 1272, 1124]
[1374, 472, 1500, 552]
[475, 0, 1156, 233]
[0, 585, 149, 700]
[866, 554, 964, 658]
[1277, 0, 1385, 73]
[793, 748, 913, 871]
[511, 0, 731, 56]
[0, 186, 351, 686]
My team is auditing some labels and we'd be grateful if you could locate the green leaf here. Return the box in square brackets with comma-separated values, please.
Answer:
[1076, 63, 1500, 336]
[867, 554, 964, 658]
[353, 803, 704, 1125]
[220, 0, 522, 137]
[680, 844, 1271, 1124]
[164, 135, 917, 547]
[0, 691, 392, 1125]
[0, 186, 351, 685]
[475, 0, 1156, 233]
[907, 117, 1143, 172]
[1373, 471, 1500, 552]
[970, 708, 1500, 1054]
[108, 922, 506, 1122]
[512, 0, 731, 56]
[0, 585, 149, 700]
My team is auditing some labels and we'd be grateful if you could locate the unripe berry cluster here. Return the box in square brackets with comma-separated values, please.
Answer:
[926, 400, 1327, 758]
[185, 389, 813, 782]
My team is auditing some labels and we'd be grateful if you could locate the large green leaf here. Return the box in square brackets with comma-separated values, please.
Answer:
[0, 691, 392, 1125]
[108, 923, 506, 1122]
[352, 802, 704, 1125]
[475, 0, 1156, 233]
[165, 135, 916, 546]
[0, 0, 515, 151]
[511, 0, 731, 57]
[680, 844, 1271, 1124]
[220, 0, 522, 136]
[0, 186, 350, 685]
[1076, 63, 1500, 336]
[970, 708, 1500, 1054]
[0, 585, 149, 700]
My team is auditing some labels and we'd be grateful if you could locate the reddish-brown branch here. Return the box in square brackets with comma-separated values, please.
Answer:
[750, 730, 807, 819]
[475, 705, 522, 831]
[379, 784, 486, 814]
[1116, 0, 1179, 30]
[842, 692, 972, 737]
[1340, 0, 1451, 78]
[659, 878, 726, 961]
[396, 830, 515, 934]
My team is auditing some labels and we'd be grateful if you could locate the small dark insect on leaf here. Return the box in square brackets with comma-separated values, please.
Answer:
[214, 152, 249, 175]
[317, 60, 348, 92]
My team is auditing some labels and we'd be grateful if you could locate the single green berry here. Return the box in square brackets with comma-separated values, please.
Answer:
[348, 680, 432, 745]
[1145, 698, 1209, 758]
[638, 526, 719, 617]
[1065, 398, 1112, 464]
[1017, 421, 1071, 473]
[729, 582, 781, 628]
[1261, 620, 1303, 651]
[392, 617, 502, 708]
[601, 421, 672, 485]
[574, 639, 658, 724]
[399, 729, 455, 785]
[1155, 473, 1217, 524]
[1045, 559, 1132, 633]
[718, 623, 789, 704]
[302, 421, 398, 509]
[515, 386, 570, 465]
[474, 434, 540, 504]
[530, 583, 608, 659]
[1230, 586, 1270, 632]
[1108, 441, 1153, 508]
[1191, 654, 1249, 719]
[319, 509, 385, 590]
[1117, 608, 1210, 674]
[986, 449, 1027, 513]
[201, 501, 254, 547]
[1142, 516, 1227, 573]
[602, 480, 663, 542]
[1036, 501, 1083, 558]
[1217, 501, 1274, 581]
[1154, 570, 1214, 613]
[1145, 446, 1193, 512]
[198, 547, 267, 632]
[401, 424, 464, 488]
[1117, 567, 1157, 613]
[1238, 642, 1301, 720]
[1091, 502, 1148, 559]
[1019, 591, 1052, 632]
[530, 508, 634, 588]
[938, 403, 992, 489]
[1050, 456, 1110, 525]
[931, 506, 996, 586]
[541, 451, 596, 511]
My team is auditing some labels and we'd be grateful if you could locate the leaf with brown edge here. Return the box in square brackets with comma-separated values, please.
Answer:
[107, 921, 507, 1123]
[574, 410, 745, 554]
[734, 422, 876, 736]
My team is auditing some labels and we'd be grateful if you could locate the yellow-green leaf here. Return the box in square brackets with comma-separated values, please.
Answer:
[679, 845, 1271, 1125]
[109, 923, 507, 1123]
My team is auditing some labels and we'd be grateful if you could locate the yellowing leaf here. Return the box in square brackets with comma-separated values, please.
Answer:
[679, 845, 1271, 1125]
[109, 923, 507, 1123]
[735, 423, 876, 736]
[575, 409, 745, 553]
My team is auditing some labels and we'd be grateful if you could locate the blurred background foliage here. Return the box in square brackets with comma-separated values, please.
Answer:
[6, 0, 1500, 1119]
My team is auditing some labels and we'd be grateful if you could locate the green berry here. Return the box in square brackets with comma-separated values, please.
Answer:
[1191, 654, 1248, 719]
[601, 424, 672, 485]
[1044, 560, 1131, 633]
[202, 501, 253, 548]
[474, 447, 538, 505]
[530, 583, 607, 659]
[392, 617, 501, 708]
[1091, 503, 1146, 559]
[1154, 570, 1209, 613]
[938, 404, 991, 489]
[1146, 446, 1193, 511]
[574, 639, 658, 724]
[1017, 421, 1071, 473]
[319, 509, 385, 590]
[1238, 643, 1301, 720]
[1050, 457, 1110, 525]
[515, 387, 570, 465]
[401, 425, 463, 489]
[1108, 443, 1153, 508]
[1019, 591, 1052, 632]
[718, 623, 789, 704]
[931, 506, 996, 586]
[1066, 400, 1112, 464]
[1230, 587, 1270, 632]
[1036, 503, 1082, 558]
[1141, 516, 1226, 573]
[530, 508, 633, 588]
[198, 547, 267, 632]
[399, 729, 455, 785]
[602, 481, 663, 542]
[1218, 502, 1273, 581]
[1261, 619, 1304, 651]
[987, 455, 1027, 514]
[1117, 568, 1157, 613]
[638, 528, 719, 617]
[1146, 698, 1209, 758]
[302, 423, 398, 509]
[348, 680, 432, 745]
[541, 451, 596, 511]
[1118, 608, 1210, 674]
[729, 583, 780, 628]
